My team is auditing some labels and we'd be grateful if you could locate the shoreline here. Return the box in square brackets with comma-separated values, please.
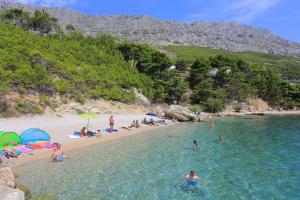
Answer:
[223, 110, 300, 116]
[3, 110, 300, 167]
[10, 122, 177, 167]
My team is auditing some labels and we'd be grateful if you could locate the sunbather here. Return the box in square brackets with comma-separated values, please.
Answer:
[1, 144, 18, 159]
[142, 118, 148, 125]
[135, 120, 140, 128]
[80, 127, 87, 137]
[95, 130, 103, 138]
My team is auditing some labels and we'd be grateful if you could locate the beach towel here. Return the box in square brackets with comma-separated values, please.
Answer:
[13, 145, 33, 153]
[104, 128, 118, 133]
[26, 143, 43, 150]
[68, 135, 81, 139]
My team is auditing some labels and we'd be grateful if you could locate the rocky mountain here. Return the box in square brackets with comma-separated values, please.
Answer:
[1, 0, 300, 56]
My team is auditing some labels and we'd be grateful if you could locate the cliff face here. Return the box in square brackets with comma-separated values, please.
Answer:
[1, 0, 300, 56]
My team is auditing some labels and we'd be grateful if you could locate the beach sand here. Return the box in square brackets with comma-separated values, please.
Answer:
[0, 114, 174, 166]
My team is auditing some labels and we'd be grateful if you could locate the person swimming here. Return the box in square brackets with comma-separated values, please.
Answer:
[219, 135, 224, 143]
[186, 170, 199, 186]
[193, 140, 200, 150]
[210, 120, 215, 129]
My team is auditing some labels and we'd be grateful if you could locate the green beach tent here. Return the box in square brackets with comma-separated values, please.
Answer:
[0, 132, 21, 150]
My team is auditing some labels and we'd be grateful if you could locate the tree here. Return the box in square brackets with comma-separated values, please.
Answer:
[65, 24, 76, 33]
[189, 58, 211, 88]
[29, 10, 59, 35]
[0, 8, 30, 28]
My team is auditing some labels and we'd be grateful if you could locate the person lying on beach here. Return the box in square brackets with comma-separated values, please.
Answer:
[219, 136, 224, 143]
[80, 127, 87, 137]
[149, 118, 159, 126]
[95, 130, 103, 138]
[51, 144, 63, 162]
[1, 144, 18, 159]
[109, 116, 115, 132]
[121, 126, 132, 131]
[193, 140, 200, 150]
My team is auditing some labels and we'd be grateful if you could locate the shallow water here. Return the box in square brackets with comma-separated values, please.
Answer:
[15, 116, 300, 200]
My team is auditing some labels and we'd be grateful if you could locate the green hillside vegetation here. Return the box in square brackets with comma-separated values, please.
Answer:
[0, 8, 299, 115]
[161, 45, 300, 79]
[0, 8, 187, 114]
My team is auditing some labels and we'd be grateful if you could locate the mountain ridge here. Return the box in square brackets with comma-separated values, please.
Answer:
[1, 0, 300, 57]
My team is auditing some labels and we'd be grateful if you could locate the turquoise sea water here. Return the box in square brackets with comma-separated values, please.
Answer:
[15, 116, 300, 200]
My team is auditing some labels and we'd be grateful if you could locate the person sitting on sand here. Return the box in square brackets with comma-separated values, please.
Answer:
[80, 127, 87, 137]
[129, 120, 136, 128]
[52, 144, 63, 162]
[149, 118, 157, 126]
[193, 140, 200, 150]
[109, 116, 115, 132]
[2, 144, 18, 159]
[142, 118, 148, 125]
[135, 120, 140, 128]
[219, 135, 224, 143]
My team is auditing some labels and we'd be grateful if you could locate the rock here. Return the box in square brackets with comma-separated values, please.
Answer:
[0, 167, 15, 187]
[133, 88, 150, 107]
[166, 105, 196, 122]
[0, 185, 25, 200]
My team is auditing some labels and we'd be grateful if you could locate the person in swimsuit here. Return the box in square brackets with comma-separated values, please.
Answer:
[2, 144, 18, 158]
[51, 144, 63, 162]
[186, 170, 199, 186]
[193, 140, 200, 150]
[80, 127, 87, 137]
[109, 116, 114, 132]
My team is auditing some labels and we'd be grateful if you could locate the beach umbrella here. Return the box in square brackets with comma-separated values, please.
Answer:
[79, 113, 97, 131]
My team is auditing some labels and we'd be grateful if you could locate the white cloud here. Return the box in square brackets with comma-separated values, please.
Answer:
[226, 0, 280, 22]
[12, 0, 76, 7]
[187, 0, 280, 23]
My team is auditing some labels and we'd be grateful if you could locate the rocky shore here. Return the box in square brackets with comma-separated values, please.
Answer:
[0, 164, 25, 200]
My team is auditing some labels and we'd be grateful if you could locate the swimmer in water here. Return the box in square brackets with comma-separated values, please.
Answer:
[186, 170, 199, 181]
[210, 120, 215, 129]
[193, 140, 200, 150]
[219, 135, 224, 143]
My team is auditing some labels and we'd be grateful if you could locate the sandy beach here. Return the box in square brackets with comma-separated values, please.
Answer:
[0, 114, 174, 166]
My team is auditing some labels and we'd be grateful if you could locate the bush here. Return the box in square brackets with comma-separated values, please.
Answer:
[15, 100, 43, 114]
[233, 104, 242, 112]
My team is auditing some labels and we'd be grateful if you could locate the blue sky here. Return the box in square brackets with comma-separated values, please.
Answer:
[14, 0, 300, 42]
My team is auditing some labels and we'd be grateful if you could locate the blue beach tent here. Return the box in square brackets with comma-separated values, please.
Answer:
[20, 128, 51, 144]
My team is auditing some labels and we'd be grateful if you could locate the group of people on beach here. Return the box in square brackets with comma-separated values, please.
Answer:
[50, 115, 166, 162]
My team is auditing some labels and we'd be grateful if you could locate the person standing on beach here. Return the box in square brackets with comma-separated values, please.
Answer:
[109, 116, 115, 132]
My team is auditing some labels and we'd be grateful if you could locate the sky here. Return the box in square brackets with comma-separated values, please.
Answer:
[13, 0, 300, 43]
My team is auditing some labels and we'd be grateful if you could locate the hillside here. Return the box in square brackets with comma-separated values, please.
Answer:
[0, 8, 299, 116]
[161, 46, 300, 79]
[1, 0, 300, 56]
